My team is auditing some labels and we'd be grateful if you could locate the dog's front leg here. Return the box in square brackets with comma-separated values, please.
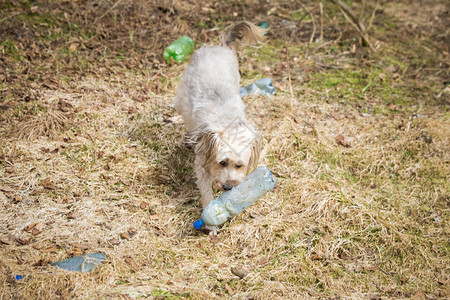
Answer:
[194, 163, 214, 208]
[194, 159, 219, 235]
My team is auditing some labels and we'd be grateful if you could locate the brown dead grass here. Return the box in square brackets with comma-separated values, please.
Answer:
[1, 0, 449, 299]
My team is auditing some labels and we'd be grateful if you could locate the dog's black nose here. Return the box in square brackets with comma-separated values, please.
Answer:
[223, 183, 233, 191]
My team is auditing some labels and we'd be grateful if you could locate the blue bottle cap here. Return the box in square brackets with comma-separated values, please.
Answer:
[15, 275, 23, 280]
[193, 219, 204, 230]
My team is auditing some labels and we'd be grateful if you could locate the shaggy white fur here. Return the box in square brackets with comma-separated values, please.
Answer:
[174, 22, 265, 233]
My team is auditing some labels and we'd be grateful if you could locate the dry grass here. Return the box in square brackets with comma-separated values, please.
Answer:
[1, 0, 449, 299]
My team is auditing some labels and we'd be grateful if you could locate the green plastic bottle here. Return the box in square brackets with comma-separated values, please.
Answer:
[163, 36, 195, 64]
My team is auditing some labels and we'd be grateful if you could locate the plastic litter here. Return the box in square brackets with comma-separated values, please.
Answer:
[50, 252, 107, 272]
[193, 166, 277, 230]
[15, 275, 23, 280]
[240, 78, 276, 97]
[163, 36, 195, 64]
[258, 21, 269, 29]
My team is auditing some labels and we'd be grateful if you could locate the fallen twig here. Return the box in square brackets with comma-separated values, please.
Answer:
[285, 46, 296, 107]
[329, 0, 375, 51]
[298, 2, 317, 43]
[93, 0, 123, 25]
[319, 3, 324, 42]
[366, 0, 379, 33]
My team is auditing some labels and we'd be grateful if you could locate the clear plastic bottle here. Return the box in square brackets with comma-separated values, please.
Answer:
[163, 36, 195, 64]
[240, 78, 276, 97]
[193, 166, 277, 230]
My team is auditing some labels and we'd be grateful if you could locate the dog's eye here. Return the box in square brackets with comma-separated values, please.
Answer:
[235, 164, 242, 169]
[219, 161, 227, 167]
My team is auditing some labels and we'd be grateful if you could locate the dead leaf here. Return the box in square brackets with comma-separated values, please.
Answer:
[72, 243, 89, 250]
[218, 263, 228, 269]
[124, 256, 134, 264]
[15, 237, 31, 245]
[231, 266, 249, 279]
[387, 103, 399, 111]
[40, 147, 50, 153]
[121, 232, 131, 240]
[413, 291, 425, 299]
[209, 235, 219, 243]
[330, 111, 341, 120]
[0, 237, 13, 245]
[126, 148, 136, 156]
[58, 99, 73, 112]
[364, 265, 379, 271]
[258, 257, 269, 266]
[101, 174, 111, 181]
[109, 238, 120, 246]
[41, 178, 56, 190]
[23, 223, 44, 235]
[119, 178, 130, 186]
[67, 248, 82, 256]
[42, 246, 58, 253]
[33, 259, 50, 267]
[367, 294, 381, 300]
[311, 254, 324, 261]
[31, 223, 44, 235]
[140, 202, 149, 209]
[24, 222, 42, 233]
[335, 134, 351, 147]
[32, 243, 43, 250]
[67, 211, 76, 219]
[157, 174, 171, 182]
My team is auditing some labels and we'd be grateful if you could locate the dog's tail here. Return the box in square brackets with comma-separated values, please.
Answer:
[221, 21, 266, 51]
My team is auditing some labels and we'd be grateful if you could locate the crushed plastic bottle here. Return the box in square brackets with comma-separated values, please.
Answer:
[163, 36, 195, 64]
[50, 252, 107, 272]
[193, 166, 277, 230]
[240, 78, 276, 97]
[258, 21, 269, 29]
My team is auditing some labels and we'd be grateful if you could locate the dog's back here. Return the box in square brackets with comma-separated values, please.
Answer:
[174, 22, 266, 131]
[174, 46, 241, 130]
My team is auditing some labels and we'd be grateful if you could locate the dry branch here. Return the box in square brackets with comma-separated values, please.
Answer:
[329, 0, 375, 51]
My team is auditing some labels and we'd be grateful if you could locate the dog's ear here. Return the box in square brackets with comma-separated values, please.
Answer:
[248, 136, 261, 173]
[195, 131, 220, 167]
[184, 130, 200, 149]
[185, 125, 210, 149]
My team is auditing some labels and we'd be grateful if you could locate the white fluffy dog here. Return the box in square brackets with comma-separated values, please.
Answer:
[174, 22, 265, 231]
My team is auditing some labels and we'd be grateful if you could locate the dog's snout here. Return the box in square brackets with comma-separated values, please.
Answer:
[223, 183, 233, 191]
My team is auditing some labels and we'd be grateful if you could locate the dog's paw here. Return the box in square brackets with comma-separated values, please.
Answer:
[204, 225, 219, 235]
